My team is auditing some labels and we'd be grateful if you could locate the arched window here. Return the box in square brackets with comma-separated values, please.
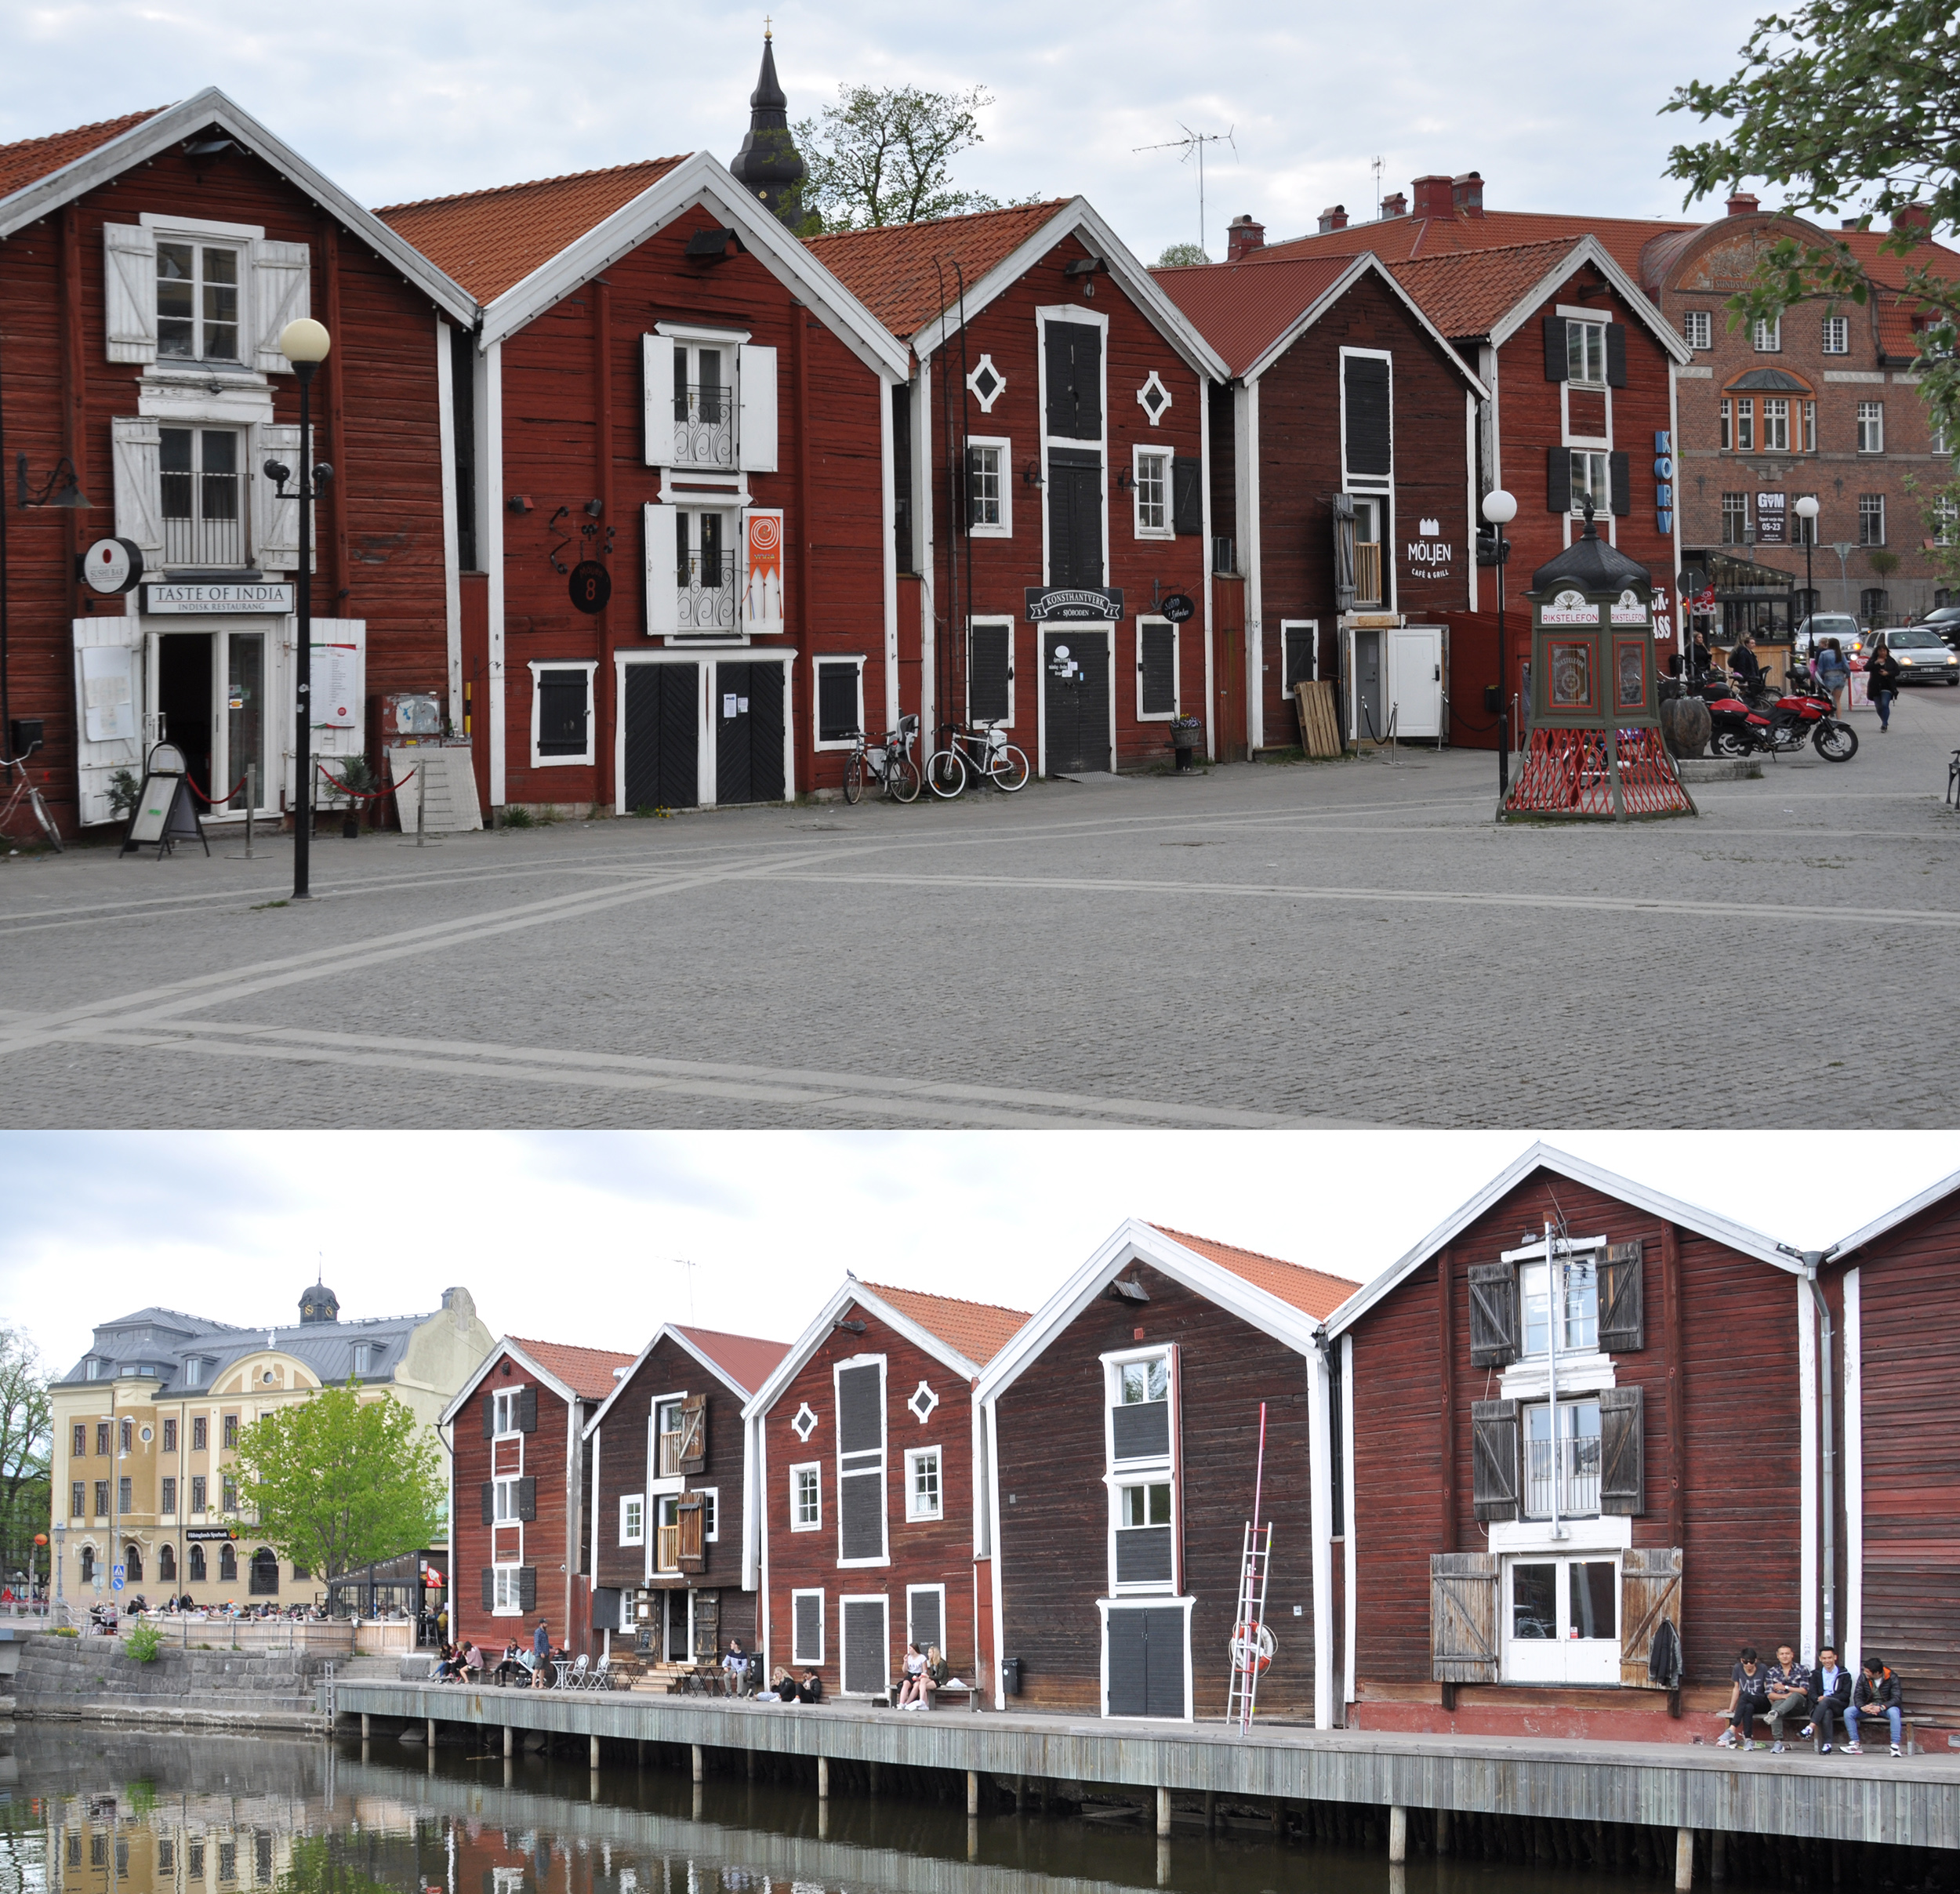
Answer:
[189, 1544, 206, 1581]
[218, 1543, 237, 1583]
[79, 1545, 96, 1584]
[125, 1544, 143, 1584]
[249, 1548, 279, 1596]
[158, 1544, 176, 1583]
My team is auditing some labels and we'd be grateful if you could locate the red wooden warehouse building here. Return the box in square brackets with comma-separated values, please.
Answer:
[743, 1276, 1028, 1700]
[0, 89, 474, 837]
[810, 199, 1229, 776]
[976, 1221, 1356, 1721]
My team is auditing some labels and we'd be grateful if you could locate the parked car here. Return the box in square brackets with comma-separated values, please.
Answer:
[1794, 613, 1864, 660]
[1910, 604, 1960, 651]
[1871, 625, 1960, 684]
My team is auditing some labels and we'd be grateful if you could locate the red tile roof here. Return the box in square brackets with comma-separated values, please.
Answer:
[1254, 206, 1682, 281]
[0, 108, 165, 202]
[806, 201, 1068, 337]
[507, 1335, 638, 1402]
[673, 1324, 790, 1399]
[1149, 1225, 1359, 1320]
[1150, 253, 1357, 378]
[378, 158, 688, 303]
[1388, 238, 1593, 340]
[862, 1282, 1029, 1369]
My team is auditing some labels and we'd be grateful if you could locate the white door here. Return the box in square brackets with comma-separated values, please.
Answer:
[1503, 1553, 1621, 1684]
[71, 618, 146, 826]
[1387, 625, 1443, 738]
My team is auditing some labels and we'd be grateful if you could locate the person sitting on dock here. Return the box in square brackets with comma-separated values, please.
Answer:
[896, 1642, 927, 1708]
[722, 1638, 752, 1695]
[1763, 1645, 1812, 1752]
[764, 1666, 797, 1703]
[492, 1642, 525, 1688]
[1719, 1646, 1772, 1750]
[1806, 1648, 1853, 1753]
[800, 1668, 824, 1704]
[1846, 1657, 1904, 1757]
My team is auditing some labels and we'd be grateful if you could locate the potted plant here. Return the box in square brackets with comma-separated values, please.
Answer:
[326, 755, 379, 837]
[1168, 717, 1204, 771]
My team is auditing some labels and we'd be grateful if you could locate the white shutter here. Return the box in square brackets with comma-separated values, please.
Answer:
[110, 417, 164, 558]
[737, 343, 778, 472]
[307, 619, 366, 762]
[71, 619, 147, 826]
[644, 503, 679, 636]
[253, 424, 302, 572]
[253, 241, 312, 373]
[740, 507, 785, 637]
[643, 335, 676, 466]
[103, 224, 157, 365]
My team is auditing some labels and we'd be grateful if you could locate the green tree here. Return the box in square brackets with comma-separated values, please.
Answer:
[795, 84, 1004, 231]
[1156, 243, 1210, 268]
[231, 1382, 442, 1580]
[0, 1327, 49, 1584]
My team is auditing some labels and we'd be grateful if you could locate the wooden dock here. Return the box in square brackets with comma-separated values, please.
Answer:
[328, 1678, 1960, 1878]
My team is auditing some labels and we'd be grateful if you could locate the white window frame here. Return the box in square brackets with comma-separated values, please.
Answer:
[1719, 399, 1733, 452]
[905, 1581, 948, 1652]
[151, 229, 252, 368]
[1753, 316, 1782, 353]
[1101, 1341, 1178, 1596]
[1338, 344, 1396, 495]
[967, 615, 1016, 727]
[1131, 444, 1174, 539]
[698, 1485, 720, 1542]
[834, 1352, 891, 1569]
[812, 654, 866, 752]
[650, 1391, 688, 1488]
[1566, 317, 1609, 388]
[1859, 494, 1886, 546]
[1568, 450, 1611, 517]
[1684, 310, 1713, 351]
[1737, 397, 1755, 452]
[1134, 615, 1179, 721]
[966, 434, 1011, 538]
[1823, 316, 1850, 355]
[492, 1566, 523, 1615]
[652, 1492, 681, 1573]
[1280, 619, 1319, 693]
[1763, 397, 1790, 452]
[789, 1460, 822, 1532]
[1036, 307, 1112, 593]
[1109, 1475, 1177, 1596]
[1857, 401, 1885, 453]
[904, 1446, 942, 1522]
[492, 1387, 525, 1439]
[1806, 401, 1817, 454]
[528, 659, 597, 768]
[837, 1593, 892, 1698]
[652, 326, 750, 474]
[790, 1586, 826, 1664]
[492, 1475, 522, 1523]
[619, 1493, 644, 1547]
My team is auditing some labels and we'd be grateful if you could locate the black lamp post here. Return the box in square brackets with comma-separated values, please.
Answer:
[1482, 488, 1518, 794]
[274, 318, 332, 900]
[1795, 495, 1820, 651]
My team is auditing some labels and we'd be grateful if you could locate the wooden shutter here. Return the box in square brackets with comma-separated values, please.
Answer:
[517, 1566, 537, 1613]
[253, 242, 312, 374]
[793, 1591, 823, 1664]
[1599, 1385, 1646, 1515]
[1138, 622, 1176, 717]
[1543, 314, 1569, 381]
[1111, 1397, 1170, 1460]
[537, 669, 588, 756]
[252, 424, 301, 572]
[481, 1395, 494, 1439]
[1332, 494, 1356, 612]
[1429, 1552, 1500, 1682]
[644, 503, 680, 636]
[970, 622, 1011, 722]
[480, 1482, 494, 1526]
[839, 1468, 884, 1562]
[1047, 449, 1103, 590]
[1610, 451, 1632, 517]
[1115, 1525, 1174, 1585]
[678, 1393, 707, 1471]
[481, 1569, 495, 1611]
[1619, 1545, 1682, 1687]
[840, 1597, 887, 1696]
[1044, 321, 1102, 439]
[103, 223, 158, 364]
[516, 1475, 537, 1522]
[837, 1360, 886, 1562]
[1470, 1398, 1520, 1522]
[1599, 1240, 1646, 1352]
[1466, 1262, 1519, 1367]
[643, 335, 676, 466]
[908, 1585, 942, 1653]
[1341, 357, 1392, 480]
[817, 661, 859, 741]
[1143, 1607, 1187, 1718]
[837, 1363, 882, 1453]
[517, 1387, 537, 1433]
[110, 416, 165, 558]
[1172, 457, 1203, 536]
[1105, 1608, 1147, 1714]
[739, 506, 785, 634]
[676, 1493, 706, 1573]
[1546, 448, 1572, 514]
[737, 343, 779, 472]
[1605, 323, 1628, 389]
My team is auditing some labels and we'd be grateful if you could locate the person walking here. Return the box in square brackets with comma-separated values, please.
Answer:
[1867, 636, 1902, 731]
[1814, 637, 1850, 714]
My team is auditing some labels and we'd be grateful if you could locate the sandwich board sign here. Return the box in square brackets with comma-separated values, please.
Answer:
[120, 744, 209, 858]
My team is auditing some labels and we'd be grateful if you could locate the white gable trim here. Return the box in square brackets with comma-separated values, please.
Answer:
[1321, 1141, 1798, 1344]
[1485, 236, 1693, 363]
[1828, 1167, 1960, 1260]
[0, 88, 476, 325]
[437, 1337, 577, 1426]
[581, 1323, 763, 1439]
[910, 198, 1229, 386]
[475, 152, 907, 379]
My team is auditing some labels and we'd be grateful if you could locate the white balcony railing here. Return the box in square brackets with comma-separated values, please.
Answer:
[161, 464, 247, 568]
[674, 384, 735, 470]
[1525, 1433, 1601, 1519]
[677, 553, 738, 634]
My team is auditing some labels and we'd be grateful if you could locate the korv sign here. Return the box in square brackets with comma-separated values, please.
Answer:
[145, 581, 295, 615]
[1025, 586, 1123, 623]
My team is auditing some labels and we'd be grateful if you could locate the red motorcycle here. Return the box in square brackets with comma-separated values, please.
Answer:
[1704, 673, 1858, 762]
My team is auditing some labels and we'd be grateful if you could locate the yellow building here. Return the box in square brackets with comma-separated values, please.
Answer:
[49, 1281, 492, 1608]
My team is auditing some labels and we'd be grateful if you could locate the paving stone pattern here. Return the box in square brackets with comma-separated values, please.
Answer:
[3, 690, 1958, 1128]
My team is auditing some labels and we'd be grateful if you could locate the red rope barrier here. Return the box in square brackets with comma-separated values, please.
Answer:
[318, 764, 415, 802]
[185, 771, 251, 807]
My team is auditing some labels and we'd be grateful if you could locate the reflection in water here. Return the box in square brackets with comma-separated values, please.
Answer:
[0, 1730, 1642, 1894]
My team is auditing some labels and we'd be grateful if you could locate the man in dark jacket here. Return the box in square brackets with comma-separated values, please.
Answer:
[1806, 1645, 1853, 1752]
[1846, 1656, 1904, 1755]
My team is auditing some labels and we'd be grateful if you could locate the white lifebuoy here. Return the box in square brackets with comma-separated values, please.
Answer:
[1231, 1621, 1276, 1673]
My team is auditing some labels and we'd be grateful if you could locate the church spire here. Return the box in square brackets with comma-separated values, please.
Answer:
[730, 24, 806, 229]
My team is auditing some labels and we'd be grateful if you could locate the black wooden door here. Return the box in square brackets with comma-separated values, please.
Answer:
[1106, 1606, 1186, 1718]
[1044, 320, 1103, 440]
[622, 663, 698, 810]
[1043, 632, 1110, 775]
[1047, 449, 1103, 590]
[713, 662, 786, 804]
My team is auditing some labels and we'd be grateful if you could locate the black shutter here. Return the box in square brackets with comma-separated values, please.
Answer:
[481, 1569, 495, 1611]
[1544, 314, 1569, 381]
[793, 1591, 822, 1664]
[482, 1395, 494, 1439]
[1599, 1241, 1646, 1352]
[1111, 1400, 1170, 1460]
[1605, 323, 1628, 388]
[748, 663, 786, 803]
[836, 1363, 883, 1452]
[840, 1598, 887, 1696]
[817, 662, 858, 742]
[1547, 448, 1572, 515]
[1143, 1606, 1187, 1718]
[1342, 357, 1392, 479]
[481, 1482, 494, 1526]
[1044, 321, 1102, 439]
[839, 1470, 884, 1562]
[517, 1566, 537, 1613]
[517, 1387, 538, 1434]
[1610, 451, 1632, 517]
[908, 1587, 942, 1653]
[1171, 459, 1203, 536]
[970, 622, 1011, 723]
[537, 669, 589, 757]
[1599, 1385, 1646, 1515]
[891, 383, 913, 572]
[1115, 1526, 1174, 1585]
[516, 1476, 537, 1522]
[1470, 1398, 1521, 1522]
[1047, 449, 1103, 590]
[1105, 1609, 1147, 1715]
[1138, 622, 1176, 717]
[1466, 1262, 1519, 1368]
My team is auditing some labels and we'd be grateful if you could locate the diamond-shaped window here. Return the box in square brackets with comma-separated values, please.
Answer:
[792, 1401, 818, 1442]
[966, 354, 1006, 415]
[907, 1381, 938, 1424]
[1137, 371, 1171, 427]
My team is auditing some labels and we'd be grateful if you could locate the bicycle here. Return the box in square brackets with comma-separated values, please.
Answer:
[0, 745, 64, 851]
[926, 720, 1029, 798]
[842, 714, 922, 804]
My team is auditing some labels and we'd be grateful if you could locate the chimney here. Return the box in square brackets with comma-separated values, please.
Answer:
[1893, 203, 1932, 244]
[1452, 170, 1485, 218]
[1227, 214, 1267, 260]
[1726, 190, 1760, 217]
[1316, 205, 1348, 234]
[1412, 173, 1454, 220]
[1841, 217, 1864, 230]
[1381, 190, 1407, 220]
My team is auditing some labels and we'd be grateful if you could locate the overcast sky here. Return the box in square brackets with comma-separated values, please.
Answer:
[2, 0, 1775, 263]
[4, 1131, 1954, 1379]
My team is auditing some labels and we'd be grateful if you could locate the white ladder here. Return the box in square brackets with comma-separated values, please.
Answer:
[1225, 1400, 1275, 1735]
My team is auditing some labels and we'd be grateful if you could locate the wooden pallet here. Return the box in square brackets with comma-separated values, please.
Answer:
[1294, 680, 1343, 759]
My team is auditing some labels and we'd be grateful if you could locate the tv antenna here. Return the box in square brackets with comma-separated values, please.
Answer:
[1134, 124, 1236, 259]
[674, 1257, 698, 1324]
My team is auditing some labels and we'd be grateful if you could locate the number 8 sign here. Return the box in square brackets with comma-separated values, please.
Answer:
[568, 560, 612, 616]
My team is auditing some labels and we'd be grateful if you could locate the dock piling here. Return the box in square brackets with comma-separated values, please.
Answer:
[817, 1755, 829, 1801]
[360, 1714, 370, 1740]
[503, 1725, 513, 1758]
[1711, 1832, 1727, 1883]
[1389, 1805, 1407, 1864]
[1676, 1829, 1696, 1892]
[591, 1735, 601, 1769]
[691, 1743, 704, 1784]
[869, 1760, 880, 1797]
[967, 1771, 980, 1817]
[1156, 1785, 1171, 1838]
[1436, 1809, 1452, 1855]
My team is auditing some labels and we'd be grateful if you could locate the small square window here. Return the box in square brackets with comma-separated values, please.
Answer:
[158, 241, 241, 363]
[791, 1462, 821, 1530]
[1683, 310, 1712, 350]
[1569, 451, 1610, 517]
[965, 354, 1006, 413]
[1721, 492, 1749, 544]
[907, 1380, 938, 1424]
[1134, 450, 1171, 537]
[620, 1495, 644, 1546]
[1136, 371, 1172, 426]
[905, 1447, 942, 1521]
[1752, 317, 1781, 353]
[966, 437, 1011, 537]
[1566, 321, 1607, 386]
